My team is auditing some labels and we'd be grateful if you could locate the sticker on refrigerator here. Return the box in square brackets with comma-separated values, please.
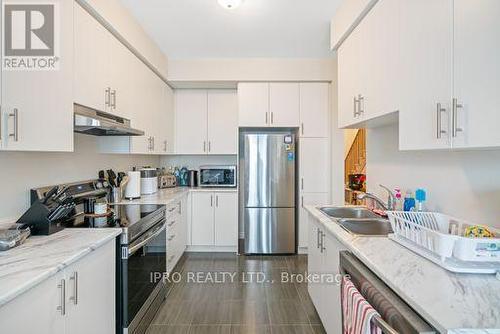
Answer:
[284, 135, 293, 144]
[287, 152, 295, 161]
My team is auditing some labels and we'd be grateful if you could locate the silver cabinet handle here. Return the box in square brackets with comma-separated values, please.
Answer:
[265, 112, 268, 124]
[301, 196, 304, 208]
[167, 220, 176, 227]
[301, 123, 304, 135]
[152, 136, 155, 151]
[210, 195, 213, 207]
[168, 234, 175, 242]
[271, 112, 274, 124]
[436, 103, 447, 139]
[203, 141, 206, 152]
[168, 254, 175, 263]
[320, 231, 326, 253]
[317, 228, 321, 249]
[111, 90, 116, 109]
[301, 178, 304, 190]
[178, 201, 182, 215]
[452, 98, 463, 137]
[70, 271, 78, 305]
[105, 87, 111, 107]
[353, 96, 359, 117]
[216, 195, 219, 208]
[57, 279, 66, 315]
[9, 108, 19, 141]
[164, 140, 167, 152]
[358, 95, 364, 115]
[208, 141, 211, 153]
[0, 106, 3, 141]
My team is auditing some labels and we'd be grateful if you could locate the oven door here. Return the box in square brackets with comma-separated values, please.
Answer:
[199, 166, 236, 187]
[121, 222, 167, 334]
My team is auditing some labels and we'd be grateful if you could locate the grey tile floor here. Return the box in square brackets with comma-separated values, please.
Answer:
[147, 253, 326, 334]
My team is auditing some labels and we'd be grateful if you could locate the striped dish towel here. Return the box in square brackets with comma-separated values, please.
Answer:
[342, 276, 383, 334]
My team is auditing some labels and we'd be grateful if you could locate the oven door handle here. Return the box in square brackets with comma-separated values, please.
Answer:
[128, 222, 166, 256]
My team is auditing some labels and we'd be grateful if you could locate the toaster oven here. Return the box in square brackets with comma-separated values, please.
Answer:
[199, 165, 237, 188]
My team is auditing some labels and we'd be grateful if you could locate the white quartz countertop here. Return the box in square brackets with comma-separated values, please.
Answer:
[0, 227, 121, 308]
[305, 205, 500, 334]
[119, 187, 237, 205]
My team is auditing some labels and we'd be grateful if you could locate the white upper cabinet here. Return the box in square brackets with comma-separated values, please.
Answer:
[299, 138, 330, 193]
[175, 89, 238, 155]
[74, 3, 111, 114]
[337, 0, 399, 129]
[452, 0, 500, 149]
[208, 90, 238, 155]
[238, 83, 270, 127]
[175, 90, 208, 155]
[398, 0, 453, 150]
[299, 83, 330, 138]
[1, 0, 74, 152]
[269, 83, 300, 127]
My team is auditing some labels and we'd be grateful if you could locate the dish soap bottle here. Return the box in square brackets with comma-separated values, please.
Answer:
[403, 190, 416, 212]
[394, 188, 403, 211]
[415, 188, 427, 212]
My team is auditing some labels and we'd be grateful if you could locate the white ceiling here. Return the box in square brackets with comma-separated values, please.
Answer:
[120, 0, 342, 59]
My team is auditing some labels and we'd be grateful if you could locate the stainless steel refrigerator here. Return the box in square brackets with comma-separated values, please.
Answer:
[239, 130, 296, 254]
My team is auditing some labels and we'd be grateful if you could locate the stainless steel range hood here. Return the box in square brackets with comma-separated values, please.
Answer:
[74, 104, 145, 136]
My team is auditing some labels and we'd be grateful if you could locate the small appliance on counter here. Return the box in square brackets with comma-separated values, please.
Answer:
[188, 170, 199, 187]
[199, 165, 237, 188]
[140, 167, 158, 195]
[125, 170, 141, 199]
[178, 167, 189, 187]
[0, 226, 30, 251]
[158, 167, 177, 189]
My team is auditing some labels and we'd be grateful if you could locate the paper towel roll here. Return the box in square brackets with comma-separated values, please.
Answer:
[124, 171, 141, 199]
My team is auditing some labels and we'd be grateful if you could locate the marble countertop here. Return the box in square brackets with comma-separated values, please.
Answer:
[119, 187, 237, 205]
[305, 205, 500, 333]
[0, 227, 121, 308]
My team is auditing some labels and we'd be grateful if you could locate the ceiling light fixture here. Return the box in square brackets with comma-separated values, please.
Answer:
[217, 0, 243, 10]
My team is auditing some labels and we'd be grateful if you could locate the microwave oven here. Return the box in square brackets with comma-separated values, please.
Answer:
[199, 165, 237, 188]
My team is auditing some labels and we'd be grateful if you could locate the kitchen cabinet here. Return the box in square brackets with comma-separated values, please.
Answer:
[191, 191, 238, 247]
[175, 90, 238, 155]
[1, 0, 74, 152]
[299, 83, 330, 138]
[238, 83, 269, 127]
[307, 218, 345, 334]
[269, 83, 300, 127]
[398, 0, 453, 150]
[452, 0, 500, 149]
[337, 0, 399, 129]
[0, 240, 115, 334]
[166, 197, 188, 273]
[299, 138, 330, 193]
[298, 193, 330, 248]
[208, 90, 238, 155]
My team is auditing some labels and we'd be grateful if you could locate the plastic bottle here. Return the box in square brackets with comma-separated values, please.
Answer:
[403, 190, 416, 212]
[415, 188, 427, 212]
[394, 188, 403, 211]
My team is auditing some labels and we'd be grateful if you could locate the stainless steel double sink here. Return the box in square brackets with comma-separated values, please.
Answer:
[319, 207, 393, 236]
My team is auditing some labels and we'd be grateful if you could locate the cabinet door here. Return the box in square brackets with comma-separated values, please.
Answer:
[337, 27, 361, 128]
[130, 59, 154, 154]
[214, 192, 238, 246]
[74, 3, 110, 113]
[164, 85, 176, 154]
[307, 221, 322, 312]
[208, 90, 238, 155]
[452, 0, 500, 149]
[299, 83, 330, 138]
[359, 0, 400, 121]
[66, 240, 115, 334]
[321, 234, 345, 334]
[0, 2, 3, 149]
[398, 0, 453, 150]
[238, 83, 269, 127]
[299, 138, 330, 193]
[0, 272, 66, 334]
[175, 90, 208, 154]
[298, 193, 330, 248]
[191, 192, 215, 246]
[2, 0, 74, 152]
[269, 83, 300, 127]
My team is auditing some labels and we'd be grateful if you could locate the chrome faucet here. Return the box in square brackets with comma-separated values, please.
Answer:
[357, 184, 396, 211]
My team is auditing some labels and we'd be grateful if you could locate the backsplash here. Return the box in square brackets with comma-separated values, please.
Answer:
[160, 155, 237, 170]
[366, 123, 500, 228]
[0, 134, 160, 220]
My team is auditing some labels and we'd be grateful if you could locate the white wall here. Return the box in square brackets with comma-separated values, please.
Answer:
[366, 124, 500, 228]
[168, 58, 335, 86]
[0, 134, 160, 221]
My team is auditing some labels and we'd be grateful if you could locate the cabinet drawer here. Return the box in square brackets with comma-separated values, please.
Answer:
[166, 201, 182, 219]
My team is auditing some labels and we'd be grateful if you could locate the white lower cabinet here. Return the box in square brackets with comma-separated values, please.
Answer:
[308, 218, 345, 334]
[298, 193, 330, 248]
[166, 197, 188, 272]
[190, 192, 238, 247]
[0, 240, 116, 334]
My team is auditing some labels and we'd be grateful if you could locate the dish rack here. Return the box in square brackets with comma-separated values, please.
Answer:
[386, 211, 500, 274]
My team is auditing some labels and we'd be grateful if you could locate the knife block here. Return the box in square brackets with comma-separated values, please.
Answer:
[16, 200, 64, 236]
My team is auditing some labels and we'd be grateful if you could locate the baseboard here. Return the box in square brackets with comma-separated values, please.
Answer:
[186, 245, 238, 253]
